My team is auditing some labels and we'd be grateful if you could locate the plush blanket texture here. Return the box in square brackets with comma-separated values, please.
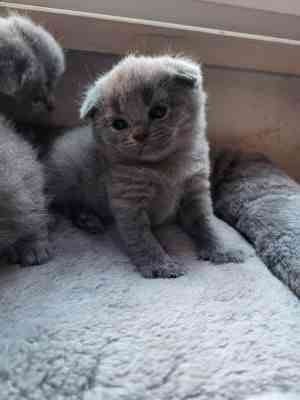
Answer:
[1, 215, 300, 400]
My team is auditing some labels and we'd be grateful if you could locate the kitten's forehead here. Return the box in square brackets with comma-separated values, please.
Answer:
[102, 57, 173, 108]
[81, 55, 202, 118]
[113, 57, 171, 86]
[108, 55, 200, 93]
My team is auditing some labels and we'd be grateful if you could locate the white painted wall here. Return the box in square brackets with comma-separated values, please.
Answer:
[203, 0, 300, 15]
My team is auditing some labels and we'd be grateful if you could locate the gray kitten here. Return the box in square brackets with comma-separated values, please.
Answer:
[0, 15, 65, 266]
[47, 55, 246, 278]
[0, 14, 65, 124]
[0, 116, 50, 266]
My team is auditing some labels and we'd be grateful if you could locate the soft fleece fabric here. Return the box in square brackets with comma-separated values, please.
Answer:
[0, 216, 300, 400]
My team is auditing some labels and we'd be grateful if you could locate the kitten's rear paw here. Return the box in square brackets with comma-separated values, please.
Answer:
[73, 211, 106, 234]
[139, 259, 185, 279]
[198, 245, 246, 264]
[7, 239, 52, 267]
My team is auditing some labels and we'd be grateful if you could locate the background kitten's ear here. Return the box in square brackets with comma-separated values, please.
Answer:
[0, 48, 32, 96]
[19, 62, 35, 90]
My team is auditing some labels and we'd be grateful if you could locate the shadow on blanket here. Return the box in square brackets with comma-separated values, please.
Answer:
[212, 150, 300, 299]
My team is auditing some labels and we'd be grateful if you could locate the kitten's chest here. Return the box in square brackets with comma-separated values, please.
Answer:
[149, 160, 197, 225]
[149, 176, 183, 225]
[108, 164, 184, 225]
[109, 154, 202, 225]
[149, 157, 205, 225]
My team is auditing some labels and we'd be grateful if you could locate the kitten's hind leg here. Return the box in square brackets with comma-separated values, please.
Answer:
[179, 175, 247, 264]
[58, 202, 107, 235]
[73, 209, 106, 234]
[6, 235, 52, 267]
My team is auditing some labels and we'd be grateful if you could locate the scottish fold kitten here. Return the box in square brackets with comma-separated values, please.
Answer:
[47, 55, 246, 278]
[0, 15, 65, 266]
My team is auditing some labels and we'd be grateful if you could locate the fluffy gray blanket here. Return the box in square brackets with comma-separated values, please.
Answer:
[213, 151, 300, 299]
[1, 215, 300, 399]
[1, 151, 300, 399]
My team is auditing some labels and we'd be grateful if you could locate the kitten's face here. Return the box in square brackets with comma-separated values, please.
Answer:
[81, 56, 206, 163]
[16, 65, 57, 116]
[9, 68, 60, 124]
[13, 16, 65, 116]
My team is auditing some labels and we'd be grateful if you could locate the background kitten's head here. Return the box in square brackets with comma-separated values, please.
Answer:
[81, 55, 206, 163]
[0, 15, 65, 122]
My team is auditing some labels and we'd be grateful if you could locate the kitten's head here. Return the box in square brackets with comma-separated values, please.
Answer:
[0, 15, 65, 120]
[81, 55, 206, 163]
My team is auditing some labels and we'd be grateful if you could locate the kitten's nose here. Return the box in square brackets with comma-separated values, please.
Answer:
[132, 131, 148, 142]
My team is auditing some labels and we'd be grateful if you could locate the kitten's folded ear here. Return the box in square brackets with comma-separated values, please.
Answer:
[80, 84, 100, 120]
[0, 47, 32, 96]
[171, 59, 202, 89]
[80, 103, 98, 120]
[173, 72, 198, 88]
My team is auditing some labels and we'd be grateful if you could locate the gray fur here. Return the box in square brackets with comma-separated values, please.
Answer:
[0, 116, 50, 266]
[0, 14, 65, 123]
[0, 14, 65, 266]
[48, 55, 246, 278]
[212, 149, 300, 298]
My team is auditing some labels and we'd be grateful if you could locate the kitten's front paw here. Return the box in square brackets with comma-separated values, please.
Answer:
[198, 244, 246, 264]
[139, 259, 185, 279]
[8, 239, 53, 267]
[73, 211, 106, 234]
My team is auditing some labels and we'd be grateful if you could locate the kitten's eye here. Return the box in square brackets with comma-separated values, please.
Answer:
[149, 105, 168, 120]
[112, 118, 129, 131]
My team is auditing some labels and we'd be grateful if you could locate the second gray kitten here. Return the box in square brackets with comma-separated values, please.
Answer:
[0, 15, 65, 266]
[47, 55, 246, 278]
